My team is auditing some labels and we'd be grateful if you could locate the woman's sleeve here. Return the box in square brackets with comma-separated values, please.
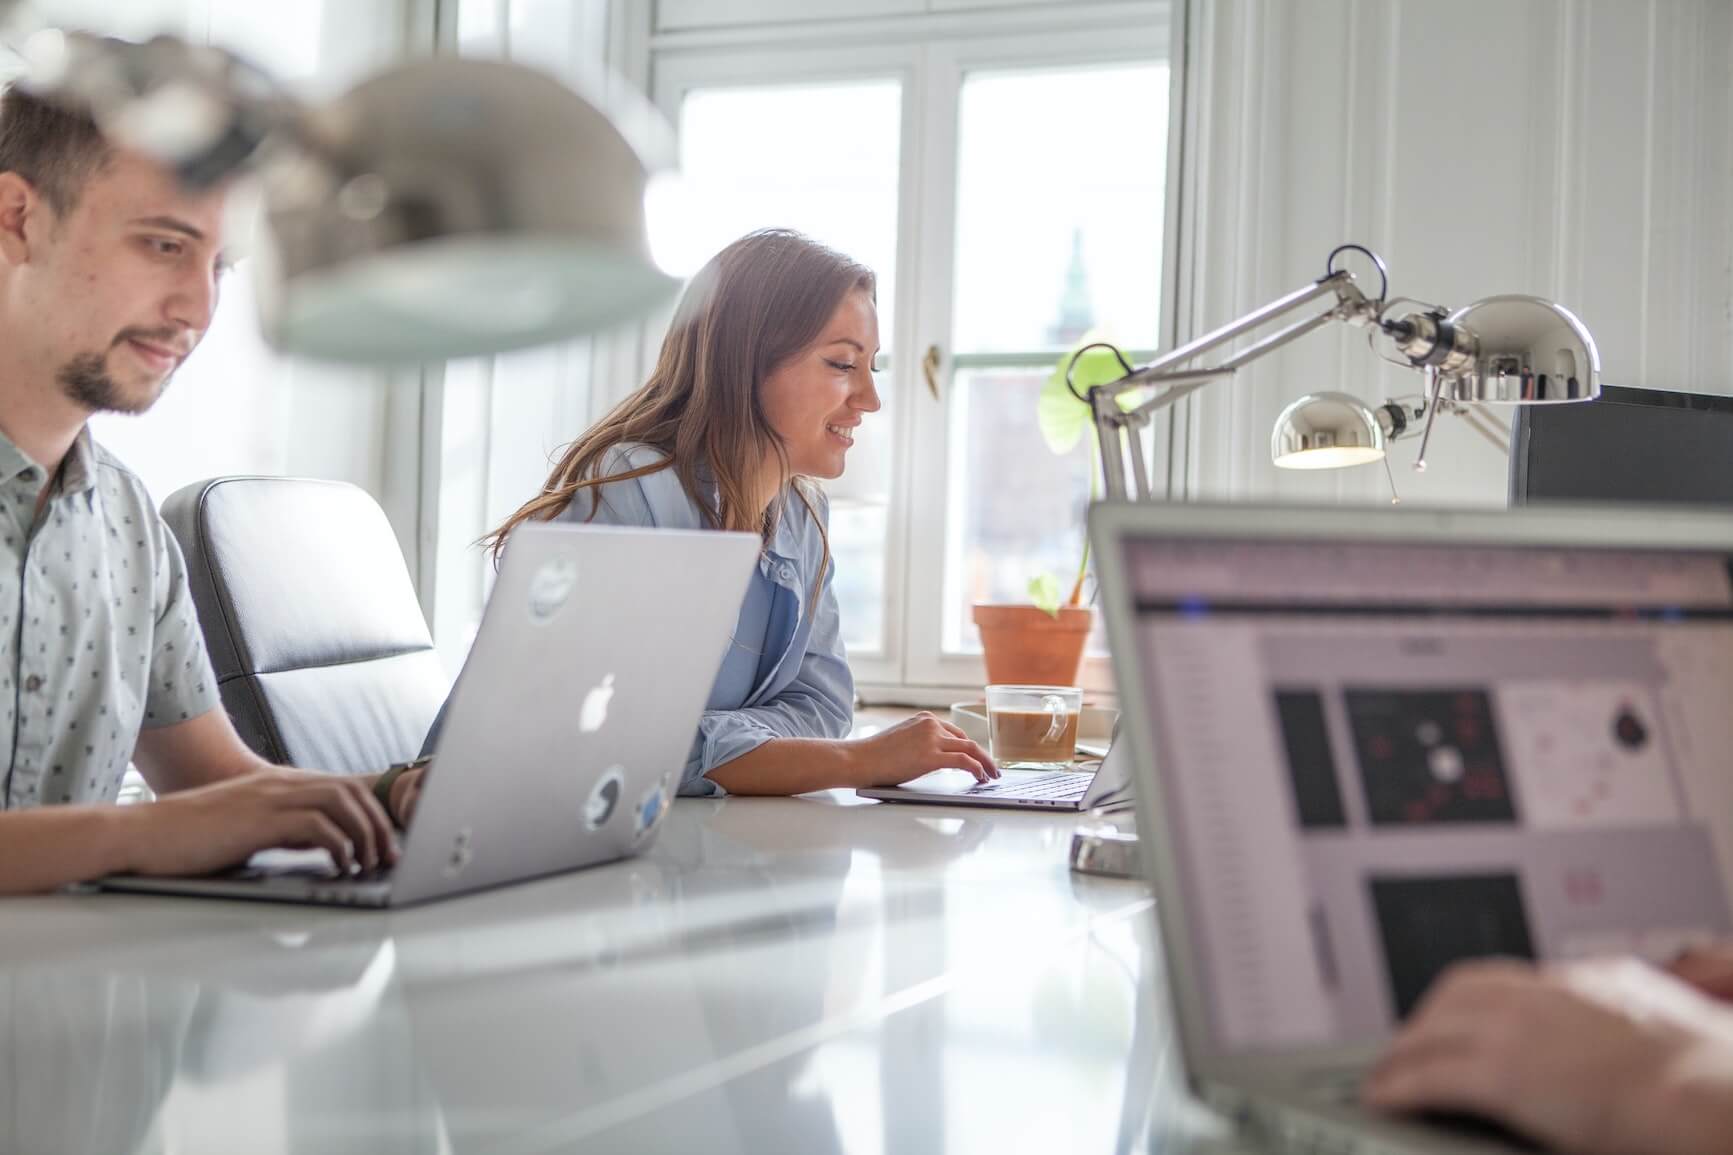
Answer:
[677, 503, 853, 797]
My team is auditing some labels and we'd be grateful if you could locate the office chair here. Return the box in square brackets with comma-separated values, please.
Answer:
[161, 477, 450, 776]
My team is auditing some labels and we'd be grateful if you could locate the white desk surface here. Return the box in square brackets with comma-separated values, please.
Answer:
[0, 715, 1246, 1155]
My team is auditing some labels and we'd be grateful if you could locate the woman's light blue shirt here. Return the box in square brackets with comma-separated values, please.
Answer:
[555, 443, 854, 797]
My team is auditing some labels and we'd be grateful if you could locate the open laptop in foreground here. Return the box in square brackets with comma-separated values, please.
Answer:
[1091, 499, 1733, 1154]
[101, 523, 758, 908]
[857, 735, 1133, 811]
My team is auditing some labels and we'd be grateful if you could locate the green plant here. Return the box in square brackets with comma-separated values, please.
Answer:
[1027, 333, 1137, 617]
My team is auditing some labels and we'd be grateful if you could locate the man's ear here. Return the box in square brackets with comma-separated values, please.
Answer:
[0, 173, 42, 267]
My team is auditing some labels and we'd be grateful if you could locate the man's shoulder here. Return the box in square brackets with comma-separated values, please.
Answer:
[87, 439, 151, 494]
[86, 440, 168, 528]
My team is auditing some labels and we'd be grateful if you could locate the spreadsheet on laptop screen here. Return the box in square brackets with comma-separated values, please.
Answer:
[1122, 535, 1733, 1054]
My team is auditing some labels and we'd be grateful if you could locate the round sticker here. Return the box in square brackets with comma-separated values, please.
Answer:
[528, 555, 579, 624]
[584, 765, 626, 830]
[633, 775, 672, 841]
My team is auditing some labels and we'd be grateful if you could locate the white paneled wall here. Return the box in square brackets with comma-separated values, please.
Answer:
[1176, 0, 1733, 507]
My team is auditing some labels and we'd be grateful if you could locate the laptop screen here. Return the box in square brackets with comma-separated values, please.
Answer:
[1120, 532, 1733, 1055]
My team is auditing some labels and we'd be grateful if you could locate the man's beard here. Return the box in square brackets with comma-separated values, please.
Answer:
[56, 335, 178, 415]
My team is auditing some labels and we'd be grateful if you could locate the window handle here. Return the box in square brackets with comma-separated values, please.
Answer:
[922, 344, 942, 400]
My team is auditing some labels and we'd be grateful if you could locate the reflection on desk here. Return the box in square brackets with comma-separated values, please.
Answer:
[0, 793, 1231, 1154]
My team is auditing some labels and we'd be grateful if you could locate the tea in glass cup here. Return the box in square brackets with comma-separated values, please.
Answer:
[985, 684, 1083, 769]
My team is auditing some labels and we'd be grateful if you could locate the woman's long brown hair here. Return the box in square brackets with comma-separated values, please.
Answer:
[483, 229, 875, 612]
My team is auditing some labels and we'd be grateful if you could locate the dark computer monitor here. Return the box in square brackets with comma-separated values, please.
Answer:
[1510, 384, 1733, 506]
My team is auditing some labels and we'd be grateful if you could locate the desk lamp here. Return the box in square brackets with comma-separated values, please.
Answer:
[1070, 245, 1600, 497]
[1, 7, 678, 362]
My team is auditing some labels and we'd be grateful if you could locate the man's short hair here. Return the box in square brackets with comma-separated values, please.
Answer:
[0, 83, 112, 215]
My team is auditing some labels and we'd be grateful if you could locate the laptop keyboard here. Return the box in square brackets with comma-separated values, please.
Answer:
[964, 772, 1093, 801]
[224, 860, 393, 885]
[1292, 1071, 1545, 1151]
[1304, 1067, 1364, 1105]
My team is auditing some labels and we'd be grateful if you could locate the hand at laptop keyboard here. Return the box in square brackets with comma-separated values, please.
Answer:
[116, 769, 399, 878]
[1667, 942, 1733, 1002]
[850, 713, 998, 786]
[1363, 956, 1733, 1155]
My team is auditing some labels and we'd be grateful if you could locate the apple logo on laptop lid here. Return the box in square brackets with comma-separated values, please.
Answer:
[580, 674, 615, 733]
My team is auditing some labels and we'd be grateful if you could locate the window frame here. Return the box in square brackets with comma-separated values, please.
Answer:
[648, 1, 1180, 702]
[651, 43, 924, 690]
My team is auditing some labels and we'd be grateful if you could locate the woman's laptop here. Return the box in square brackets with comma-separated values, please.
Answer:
[856, 738, 1133, 811]
[100, 524, 759, 908]
[1091, 499, 1733, 1153]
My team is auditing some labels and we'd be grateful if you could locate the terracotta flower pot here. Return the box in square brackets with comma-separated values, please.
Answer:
[972, 603, 1093, 687]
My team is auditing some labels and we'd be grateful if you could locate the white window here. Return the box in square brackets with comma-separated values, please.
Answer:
[650, 2, 1173, 696]
[657, 75, 905, 657]
[921, 57, 1168, 680]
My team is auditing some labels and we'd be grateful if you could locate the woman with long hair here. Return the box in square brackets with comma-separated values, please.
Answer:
[464, 229, 996, 797]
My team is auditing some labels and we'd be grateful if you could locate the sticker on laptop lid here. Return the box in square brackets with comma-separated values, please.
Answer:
[527, 555, 579, 624]
[443, 826, 474, 878]
[584, 765, 625, 830]
[633, 774, 672, 841]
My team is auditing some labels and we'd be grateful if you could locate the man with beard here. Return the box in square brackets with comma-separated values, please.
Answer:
[0, 84, 421, 893]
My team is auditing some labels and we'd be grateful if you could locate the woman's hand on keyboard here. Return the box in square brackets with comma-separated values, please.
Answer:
[846, 713, 998, 787]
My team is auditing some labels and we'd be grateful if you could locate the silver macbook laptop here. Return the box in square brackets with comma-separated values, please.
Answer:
[101, 523, 758, 908]
[1091, 500, 1733, 1154]
[856, 737, 1133, 811]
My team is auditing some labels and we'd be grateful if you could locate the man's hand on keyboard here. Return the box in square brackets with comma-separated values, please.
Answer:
[1364, 956, 1733, 1155]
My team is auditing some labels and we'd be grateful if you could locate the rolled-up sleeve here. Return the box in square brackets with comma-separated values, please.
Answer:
[679, 547, 854, 796]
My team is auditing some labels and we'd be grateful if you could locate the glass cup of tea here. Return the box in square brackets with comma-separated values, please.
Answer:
[985, 684, 1084, 770]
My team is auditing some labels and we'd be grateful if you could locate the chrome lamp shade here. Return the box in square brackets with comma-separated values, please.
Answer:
[6, 16, 680, 363]
[1270, 392, 1385, 470]
[1270, 291, 1601, 472]
[254, 59, 679, 363]
[1438, 295, 1600, 404]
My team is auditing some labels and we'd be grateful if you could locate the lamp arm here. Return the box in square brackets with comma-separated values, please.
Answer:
[1089, 271, 1361, 403]
[1089, 266, 1381, 500]
[1117, 306, 1346, 426]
